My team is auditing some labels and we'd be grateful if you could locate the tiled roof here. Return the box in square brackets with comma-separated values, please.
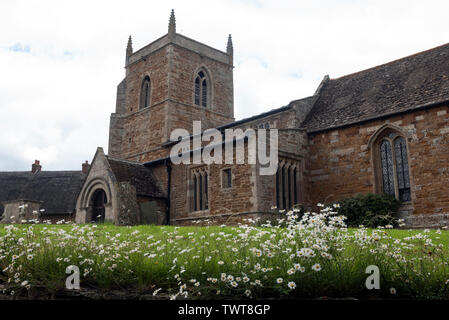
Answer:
[303, 42, 449, 132]
[0, 171, 85, 215]
[107, 157, 166, 198]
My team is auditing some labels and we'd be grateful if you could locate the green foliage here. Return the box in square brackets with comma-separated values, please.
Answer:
[335, 193, 401, 228]
[1, 212, 448, 300]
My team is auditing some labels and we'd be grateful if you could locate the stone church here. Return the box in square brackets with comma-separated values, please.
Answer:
[2, 11, 449, 228]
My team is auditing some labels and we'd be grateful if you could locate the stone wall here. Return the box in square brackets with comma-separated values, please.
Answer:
[116, 182, 140, 226]
[109, 35, 235, 163]
[40, 214, 76, 224]
[138, 196, 166, 225]
[75, 148, 118, 224]
[308, 105, 449, 227]
[165, 124, 307, 224]
[0, 200, 41, 223]
[169, 44, 234, 120]
[172, 212, 282, 226]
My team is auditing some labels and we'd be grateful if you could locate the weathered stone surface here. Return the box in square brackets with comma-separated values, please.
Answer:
[117, 182, 140, 226]
[308, 106, 449, 227]
[75, 148, 166, 226]
[0, 200, 41, 223]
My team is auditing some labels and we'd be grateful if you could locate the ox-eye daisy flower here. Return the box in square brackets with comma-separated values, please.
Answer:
[287, 281, 296, 290]
[312, 263, 322, 272]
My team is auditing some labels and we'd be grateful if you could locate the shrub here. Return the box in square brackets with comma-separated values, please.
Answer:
[335, 193, 401, 228]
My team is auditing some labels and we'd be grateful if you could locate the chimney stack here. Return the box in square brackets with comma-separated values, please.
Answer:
[82, 160, 90, 174]
[31, 160, 41, 173]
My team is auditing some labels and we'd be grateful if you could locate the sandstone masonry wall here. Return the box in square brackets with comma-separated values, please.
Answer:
[308, 105, 449, 227]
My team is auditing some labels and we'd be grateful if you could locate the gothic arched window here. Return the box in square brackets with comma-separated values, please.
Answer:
[380, 140, 395, 197]
[275, 160, 301, 210]
[394, 137, 411, 201]
[204, 172, 208, 210]
[191, 167, 209, 212]
[193, 175, 198, 211]
[194, 70, 209, 107]
[140, 76, 151, 110]
[373, 128, 411, 202]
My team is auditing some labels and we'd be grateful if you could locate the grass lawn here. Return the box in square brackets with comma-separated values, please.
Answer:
[0, 211, 448, 300]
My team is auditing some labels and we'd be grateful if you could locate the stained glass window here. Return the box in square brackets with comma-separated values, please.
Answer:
[194, 77, 200, 105]
[379, 134, 411, 202]
[394, 137, 411, 201]
[201, 80, 207, 107]
[380, 140, 395, 196]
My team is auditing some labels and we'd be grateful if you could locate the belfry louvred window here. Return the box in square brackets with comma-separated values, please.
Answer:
[194, 71, 209, 107]
[275, 160, 300, 210]
[377, 131, 411, 202]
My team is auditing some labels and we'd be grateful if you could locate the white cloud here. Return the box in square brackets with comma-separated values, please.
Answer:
[1, 0, 449, 170]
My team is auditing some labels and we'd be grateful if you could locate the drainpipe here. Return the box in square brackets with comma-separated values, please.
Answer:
[165, 159, 172, 225]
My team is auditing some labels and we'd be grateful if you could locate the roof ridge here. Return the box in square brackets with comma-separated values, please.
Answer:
[331, 42, 449, 82]
[303, 41, 449, 132]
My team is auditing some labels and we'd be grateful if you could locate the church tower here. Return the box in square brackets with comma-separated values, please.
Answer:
[108, 10, 235, 162]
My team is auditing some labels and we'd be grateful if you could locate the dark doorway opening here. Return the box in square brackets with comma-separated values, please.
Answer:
[91, 189, 107, 223]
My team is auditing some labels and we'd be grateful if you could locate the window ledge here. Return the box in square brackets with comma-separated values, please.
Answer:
[190, 209, 210, 215]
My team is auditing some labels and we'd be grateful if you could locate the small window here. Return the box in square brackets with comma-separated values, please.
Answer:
[140, 76, 151, 109]
[222, 168, 232, 188]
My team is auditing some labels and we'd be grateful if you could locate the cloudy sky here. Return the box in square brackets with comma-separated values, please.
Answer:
[1, 0, 448, 171]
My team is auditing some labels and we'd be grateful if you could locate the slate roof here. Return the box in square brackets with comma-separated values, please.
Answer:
[107, 157, 166, 198]
[0, 171, 86, 215]
[303, 42, 449, 132]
